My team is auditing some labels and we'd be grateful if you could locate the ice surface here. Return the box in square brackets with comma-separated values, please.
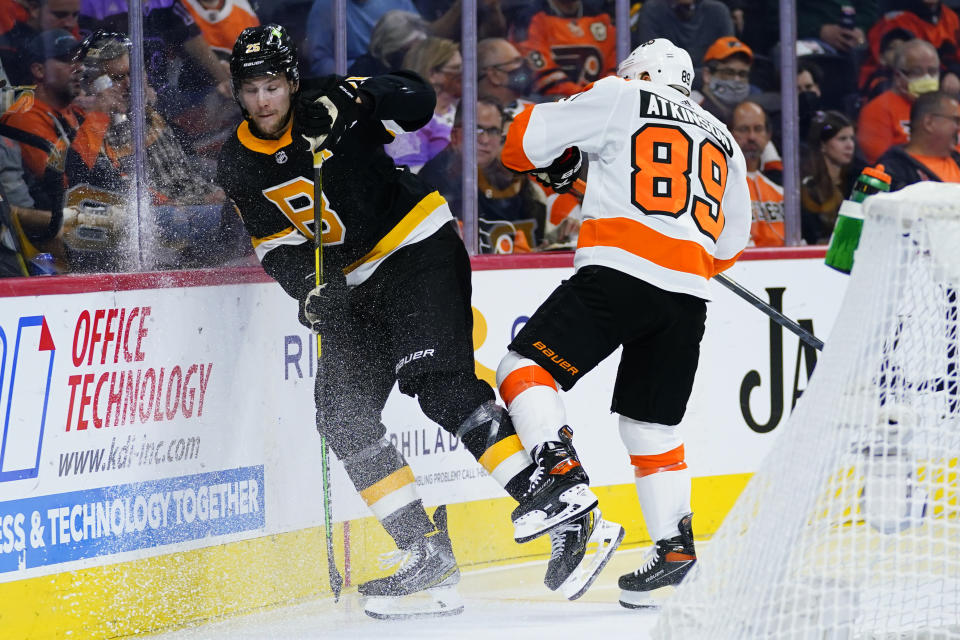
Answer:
[145, 547, 661, 640]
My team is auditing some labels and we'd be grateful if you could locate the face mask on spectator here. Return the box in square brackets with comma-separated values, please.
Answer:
[505, 63, 533, 95]
[709, 78, 750, 105]
[798, 90, 821, 118]
[907, 74, 940, 97]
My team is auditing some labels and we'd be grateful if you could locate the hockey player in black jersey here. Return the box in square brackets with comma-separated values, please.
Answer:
[217, 24, 613, 617]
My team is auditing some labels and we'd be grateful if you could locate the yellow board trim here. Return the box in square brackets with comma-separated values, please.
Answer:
[0, 474, 752, 639]
[359, 465, 415, 505]
[344, 191, 445, 274]
[237, 118, 293, 155]
[478, 434, 524, 474]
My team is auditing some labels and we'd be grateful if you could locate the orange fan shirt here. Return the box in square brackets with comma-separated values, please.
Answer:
[0, 0, 29, 35]
[516, 10, 617, 96]
[859, 7, 960, 90]
[746, 171, 785, 247]
[178, 0, 259, 58]
[858, 90, 912, 164]
[909, 153, 960, 183]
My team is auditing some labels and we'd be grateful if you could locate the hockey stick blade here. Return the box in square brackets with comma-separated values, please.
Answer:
[714, 273, 824, 351]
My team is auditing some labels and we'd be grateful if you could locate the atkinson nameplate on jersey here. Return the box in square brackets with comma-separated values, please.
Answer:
[638, 91, 735, 157]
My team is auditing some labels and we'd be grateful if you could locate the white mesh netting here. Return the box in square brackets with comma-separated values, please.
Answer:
[654, 183, 960, 639]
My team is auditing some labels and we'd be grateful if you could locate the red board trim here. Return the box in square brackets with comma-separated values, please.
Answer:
[0, 247, 827, 298]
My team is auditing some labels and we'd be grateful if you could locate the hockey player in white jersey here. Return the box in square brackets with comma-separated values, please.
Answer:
[497, 38, 751, 608]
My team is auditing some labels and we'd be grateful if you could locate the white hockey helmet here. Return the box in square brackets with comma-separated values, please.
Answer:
[617, 38, 694, 96]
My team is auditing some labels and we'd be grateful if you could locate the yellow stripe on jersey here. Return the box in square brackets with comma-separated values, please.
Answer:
[250, 226, 308, 260]
[344, 191, 447, 275]
[237, 119, 293, 155]
[360, 466, 416, 505]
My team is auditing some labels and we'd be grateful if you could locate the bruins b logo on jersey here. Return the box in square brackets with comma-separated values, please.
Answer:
[262, 177, 346, 244]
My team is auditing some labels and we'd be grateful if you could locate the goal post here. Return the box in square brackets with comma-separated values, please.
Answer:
[655, 183, 960, 639]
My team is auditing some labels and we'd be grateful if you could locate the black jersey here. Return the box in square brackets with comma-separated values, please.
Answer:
[216, 71, 454, 302]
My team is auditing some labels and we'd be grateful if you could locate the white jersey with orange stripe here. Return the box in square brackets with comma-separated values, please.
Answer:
[501, 76, 751, 301]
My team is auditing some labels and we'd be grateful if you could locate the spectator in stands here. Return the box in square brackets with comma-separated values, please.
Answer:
[477, 37, 535, 118]
[414, 0, 508, 40]
[730, 101, 785, 247]
[864, 1, 960, 86]
[306, 0, 465, 76]
[693, 36, 767, 124]
[71, 32, 223, 204]
[419, 98, 548, 253]
[164, 0, 260, 161]
[0, 0, 32, 37]
[0, 0, 81, 85]
[633, 0, 733, 66]
[879, 90, 960, 190]
[385, 37, 461, 172]
[509, 0, 616, 97]
[798, 59, 823, 138]
[0, 132, 64, 273]
[859, 27, 914, 101]
[347, 10, 428, 77]
[858, 38, 943, 164]
[801, 110, 862, 244]
[0, 30, 93, 197]
[798, 0, 875, 54]
[178, 0, 259, 59]
[79, 0, 233, 118]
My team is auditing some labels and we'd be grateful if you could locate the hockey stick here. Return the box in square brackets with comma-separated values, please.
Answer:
[563, 180, 824, 351]
[311, 142, 344, 602]
[714, 272, 825, 351]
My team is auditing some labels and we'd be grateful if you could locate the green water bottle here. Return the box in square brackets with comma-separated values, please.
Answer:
[825, 164, 891, 274]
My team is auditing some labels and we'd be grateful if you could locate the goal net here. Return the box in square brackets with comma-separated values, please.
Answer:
[655, 182, 960, 639]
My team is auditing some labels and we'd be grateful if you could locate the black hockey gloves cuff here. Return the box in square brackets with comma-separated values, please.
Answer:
[300, 279, 347, 333]
[295, 79, 366, 152]
[532, 146, 583, 194]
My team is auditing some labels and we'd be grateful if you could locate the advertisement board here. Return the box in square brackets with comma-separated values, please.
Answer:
[0, 252, 849, 587]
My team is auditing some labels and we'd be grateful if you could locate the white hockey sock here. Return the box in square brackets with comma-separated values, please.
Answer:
[619, 416, 691, 541]
[496, 350, 566, 456]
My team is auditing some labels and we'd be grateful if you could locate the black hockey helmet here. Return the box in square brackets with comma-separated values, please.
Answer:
[230, 24, 300, 104]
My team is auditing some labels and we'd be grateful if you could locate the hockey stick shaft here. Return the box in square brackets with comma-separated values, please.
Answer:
[313, 149, 344, 602]
[714, 273, 824, 351]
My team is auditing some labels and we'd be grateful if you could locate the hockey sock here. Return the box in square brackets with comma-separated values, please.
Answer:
[343, 437, 434, 549]
[619, 416, 691, 541]
[496, 350, 567, 456]
[457, 400, 535, 502]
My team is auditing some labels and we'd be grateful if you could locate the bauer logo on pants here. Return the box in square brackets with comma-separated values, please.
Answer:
[395, 349, 435, 374]
[533, 340, 579, 375]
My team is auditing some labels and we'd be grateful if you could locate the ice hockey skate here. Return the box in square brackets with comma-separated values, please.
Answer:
[544, 507, 625, 600]
[512, 426, 599, 543]
[618, 513, 696, 609]
[361, 506, 464, 620]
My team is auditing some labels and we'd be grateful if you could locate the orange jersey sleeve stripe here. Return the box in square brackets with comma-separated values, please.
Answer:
[578, 217, 742, 279]
[499, 365, 557, 406]
[501, 105, 537, 172]
[630, 445, 687, 478]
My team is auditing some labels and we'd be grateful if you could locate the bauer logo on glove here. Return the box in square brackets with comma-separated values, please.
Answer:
[531, 146, 583, 194]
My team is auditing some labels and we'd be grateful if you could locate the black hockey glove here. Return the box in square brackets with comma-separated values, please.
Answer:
[531, 146, 583, 194]
[295, 78, 366, 153]
[300, 281, 346, 334]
